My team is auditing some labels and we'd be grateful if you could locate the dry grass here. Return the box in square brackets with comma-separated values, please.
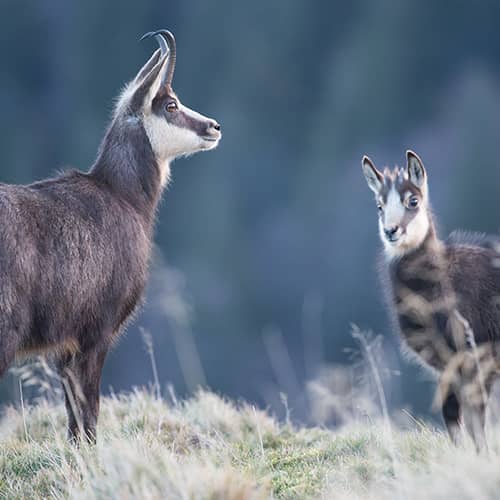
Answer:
[1, 386, 500, 499]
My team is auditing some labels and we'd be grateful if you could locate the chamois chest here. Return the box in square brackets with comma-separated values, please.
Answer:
[386, 248, 457, 372]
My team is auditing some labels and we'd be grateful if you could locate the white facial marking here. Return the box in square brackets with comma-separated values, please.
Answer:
[384, 187, 405, 229]
[402, 207, 430, 251]
[142, 103, 220, 187]
[116, 58, 221, 188]
[380, 185, 430, 260]
[143, 113, 199, 159]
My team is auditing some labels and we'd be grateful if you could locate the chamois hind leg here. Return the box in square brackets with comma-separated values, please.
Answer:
[442, 391, 461, 444]
[459, 352, 492, 451]
[57, 343, 109, 443]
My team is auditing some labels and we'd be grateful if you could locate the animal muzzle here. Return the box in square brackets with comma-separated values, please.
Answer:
[201, 118, 221, 142]
[384, 225, 403, 242]
[180, 105, 221, 143]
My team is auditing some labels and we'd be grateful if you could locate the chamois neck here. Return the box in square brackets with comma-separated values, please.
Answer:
[417, 216, 440, 252]
[396, 216, 442, 265]
[90, 117, 163, 223]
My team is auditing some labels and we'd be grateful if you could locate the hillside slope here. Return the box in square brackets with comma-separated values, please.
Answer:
[0, 388, 498, 499]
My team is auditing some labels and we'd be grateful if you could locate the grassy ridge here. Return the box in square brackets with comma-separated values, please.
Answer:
[0, 389, 498, 499]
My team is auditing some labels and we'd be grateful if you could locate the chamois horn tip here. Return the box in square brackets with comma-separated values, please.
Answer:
[139, 29, 175, 43]
[140, 29, 176, 86]
[139, 31, 155, 42]
[140, 29, 173, 58]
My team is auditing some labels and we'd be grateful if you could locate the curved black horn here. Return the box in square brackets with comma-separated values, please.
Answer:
[140, 29, 176, 87]
[140, 30, 168, 55]
[156, 30, 176, 87]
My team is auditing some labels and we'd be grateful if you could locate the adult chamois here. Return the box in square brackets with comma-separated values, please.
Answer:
[0, 29, 221, 442]
[362, 151, 500, 448]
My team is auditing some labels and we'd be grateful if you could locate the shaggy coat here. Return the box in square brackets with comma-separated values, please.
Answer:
[0, 30, 220, 441]
[364, 152, 500, 447]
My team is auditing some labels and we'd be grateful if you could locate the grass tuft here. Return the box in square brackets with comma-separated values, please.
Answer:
[1, 389, 500, 499]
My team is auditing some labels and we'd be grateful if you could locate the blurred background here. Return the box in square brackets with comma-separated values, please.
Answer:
[1, 0, 500, 426]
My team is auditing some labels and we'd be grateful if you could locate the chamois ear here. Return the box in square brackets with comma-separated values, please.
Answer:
[133, 49, 161, 84]
[406, 150, 427, 190]
[129, 54, 167, 113]
[362, 156, 383, 194]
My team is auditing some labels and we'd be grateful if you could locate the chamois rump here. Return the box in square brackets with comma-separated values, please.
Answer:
[362, 151, 500, 447]
[0, 30, 221, 442]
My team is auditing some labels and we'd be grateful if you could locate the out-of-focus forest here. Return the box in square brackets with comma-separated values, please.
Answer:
[1, 0, 500, 424]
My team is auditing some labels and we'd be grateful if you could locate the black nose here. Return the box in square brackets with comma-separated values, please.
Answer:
[384, 226, 399, 238]
[209, 120, 221, 132]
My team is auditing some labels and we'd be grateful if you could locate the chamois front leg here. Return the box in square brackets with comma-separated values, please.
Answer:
[57, 344, 108, 443]
[442, 391, 461, 444]
[457, 349, 491, 451]
[0, 325, 20, 378]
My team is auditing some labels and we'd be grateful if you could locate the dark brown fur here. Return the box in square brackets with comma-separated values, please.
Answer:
[0, 47, 191, 442]
[363, 153, 500, 446]
[383, 195, 500, 446]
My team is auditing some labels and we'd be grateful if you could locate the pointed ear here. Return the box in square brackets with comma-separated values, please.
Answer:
[406, 150, 427, 189]
[133, 49, 161, 84]
[129, 54, 167, 113]
[362, 156, 383, 194]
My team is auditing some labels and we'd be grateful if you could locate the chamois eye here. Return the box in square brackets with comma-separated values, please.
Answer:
[166, 101, 178, 112]
[407, 196, 419, 209]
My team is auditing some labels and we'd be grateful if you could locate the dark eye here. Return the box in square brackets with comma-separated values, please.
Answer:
[166, 101, 178, 112]
[377, 203, 383, 212]
[407, 196, 419, 209]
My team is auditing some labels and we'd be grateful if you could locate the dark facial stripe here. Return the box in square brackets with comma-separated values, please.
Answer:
[170, 108, 209, 137]
[379, 167, 423, 205]
[152, 92, 210, 137]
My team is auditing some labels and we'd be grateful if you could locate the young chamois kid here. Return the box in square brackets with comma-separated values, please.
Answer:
[362, 151, 500, 447]
[0, 29, 221, 442]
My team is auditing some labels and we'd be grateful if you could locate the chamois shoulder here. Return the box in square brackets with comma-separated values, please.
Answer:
[0, 170, 94, 199]
[28, 169, 92, 191]
[446, 230, 500, 255]
[0, 170, 110, 228]
[446, 230, 489, 248]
